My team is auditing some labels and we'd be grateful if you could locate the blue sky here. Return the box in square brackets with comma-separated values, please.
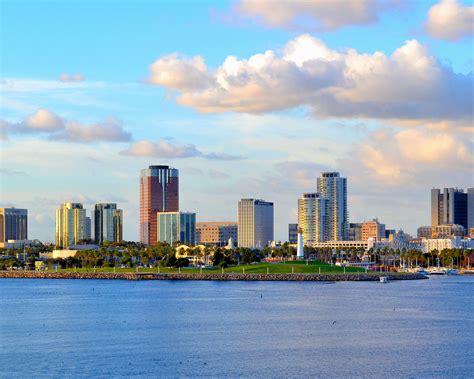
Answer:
[1, 0, 473, 242]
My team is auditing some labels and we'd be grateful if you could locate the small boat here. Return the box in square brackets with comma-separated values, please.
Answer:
[380, 276, 389, 283]
[446, 269, 459, 275]
[427, 269, 446, 275]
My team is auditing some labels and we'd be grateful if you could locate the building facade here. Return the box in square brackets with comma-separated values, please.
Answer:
[238, 199, 274, 249]
[361, 218, 386, 241]
[94, 203, 123, 244]
[196, 222, 238, 246]
[55, 203, 86, 248]
[140, 165, 179, 245]
[297, 193, 328, 245]
[288, 223, 298, 244]
[431, 188, 474, 231]
[317, 172, 348, 241]
[0, 208, 28, 247]
[157, 212, 196, 245]
[348, 223, 362, 241]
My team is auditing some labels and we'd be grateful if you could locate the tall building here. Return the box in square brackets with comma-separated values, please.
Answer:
[348, 223, 362, 241]
[0, 208, 28, 246]
[157, 212, 195, 245]
[55, 203, 86, 248]
[431, 188, 474, 231]
[361, 218, 386, 241]
[288, 223, 298, 244]
[140, 165, 179, 245]
[94, 203, 123, 244]
[196, 222, 238, 246]
[85, 217, 92, 241]
[317, 172, 348, 241]
[238, 199, 274, 249]
[297, 193, 328, 245]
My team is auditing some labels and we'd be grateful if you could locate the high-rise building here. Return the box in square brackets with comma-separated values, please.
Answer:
[157, 212, 195, 245]
[348, 223, 362, 241]
[238, 199, 273, 249]
[94, 203, 123, 244]
[297, 193, 328, 245]
[196, 222, 238, 246]
[55, 203, 86, 248]
[288, 223, 298, 244]
[85, 217, 91, 241]
[140, 165, 179, 245]
[361, 218, 386, 241]
[0, 208, 28, 247]
[317, 172, 348, 241]
[431, 188, 474, 231]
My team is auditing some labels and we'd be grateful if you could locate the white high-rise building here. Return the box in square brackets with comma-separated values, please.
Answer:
[298, 193, 328, 245]
[238, 199, 273, 249]
[317, 172, 348, 241]
[55, 203, 86, 248]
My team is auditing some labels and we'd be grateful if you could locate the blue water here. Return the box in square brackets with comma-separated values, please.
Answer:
[1, 276, 473, 378]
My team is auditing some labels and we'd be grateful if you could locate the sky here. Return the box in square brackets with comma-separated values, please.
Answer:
[1, 0, 473, 242]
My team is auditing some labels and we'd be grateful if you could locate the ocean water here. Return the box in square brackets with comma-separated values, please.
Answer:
[0, 276, 473, 378]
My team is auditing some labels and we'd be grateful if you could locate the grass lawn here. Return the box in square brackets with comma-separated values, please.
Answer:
[56, 261, 366, 274]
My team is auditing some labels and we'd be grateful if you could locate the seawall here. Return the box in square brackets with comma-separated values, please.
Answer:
[0, 271, 427, 281]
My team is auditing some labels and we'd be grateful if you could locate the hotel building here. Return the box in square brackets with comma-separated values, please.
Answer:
[94, 203, 123, 244]
[0, 208, 28, 247]
[140, 165, 179, 245]
[55, 203, 86, 248]
[238, 199, 274, 249]
[196, 222, 238, 246]
[157, 212, 196, 245]
[361, 218, 386, 242]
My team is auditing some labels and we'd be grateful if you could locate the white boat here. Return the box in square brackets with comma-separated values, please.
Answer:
[427, 268, 446, 275]
[380, 276, 389, 283]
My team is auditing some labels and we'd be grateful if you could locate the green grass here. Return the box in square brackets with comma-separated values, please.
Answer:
[55, 261, 366, 274]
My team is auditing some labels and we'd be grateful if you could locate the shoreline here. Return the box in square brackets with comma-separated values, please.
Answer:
[0, 271, 428, 281]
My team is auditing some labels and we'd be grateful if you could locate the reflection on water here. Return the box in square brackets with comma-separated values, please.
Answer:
[1, 276, 473, 378]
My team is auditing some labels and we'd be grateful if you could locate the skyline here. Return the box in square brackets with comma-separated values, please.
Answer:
[1, 0, 473, 242]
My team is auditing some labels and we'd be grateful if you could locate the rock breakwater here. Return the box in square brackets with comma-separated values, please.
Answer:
[0, 271, 427, 281]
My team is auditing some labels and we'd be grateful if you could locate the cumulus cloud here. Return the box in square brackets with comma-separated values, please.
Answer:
[147, 35, 473, 123]
[1, 109, 131, 142]
[425, 0, 473, 41]
[121, 139, 245, 160]
[235, 0, 392, 31]
[352, 127, 473, 185]
[59, 73, 86, 82]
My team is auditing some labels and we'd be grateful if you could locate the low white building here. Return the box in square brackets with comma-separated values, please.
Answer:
[40, 250, 78, 259]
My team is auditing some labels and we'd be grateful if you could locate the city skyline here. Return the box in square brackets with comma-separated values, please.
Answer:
[1, 1, 472, 242]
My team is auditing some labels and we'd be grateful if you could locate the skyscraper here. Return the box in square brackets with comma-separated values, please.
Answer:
[317, 172, 348, 241]
[157, 212, 195, 245]
[94, 203, 123, 244]
[297, 193, 328, 245]
[0, 208, 28, 247]
[55, 203, 86, 248]
[431, 188, 472, 230]
[238, 199, 274, 249]
[140, 165, 179, 245]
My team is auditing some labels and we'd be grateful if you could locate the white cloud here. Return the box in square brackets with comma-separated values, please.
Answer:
[425, 0, 474, 41]
[148, 35, 473, 123]
[1, 109, 131, 142]
[24, 109, 64, 131]
[121, 139, 245, 160]
[59, 73, 86, 82]
[0, 78, 104, 92]
[352, 127, 473, 185]
[235, 0, 392, 31]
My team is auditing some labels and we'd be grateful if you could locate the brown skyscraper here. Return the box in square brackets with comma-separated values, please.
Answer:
[140, 165, 179, 245]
